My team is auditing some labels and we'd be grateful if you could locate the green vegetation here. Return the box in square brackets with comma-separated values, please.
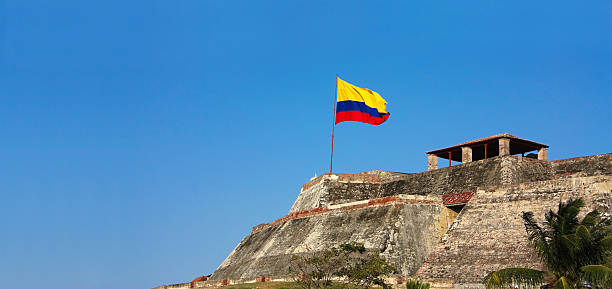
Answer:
[484, 198, 612, 289]
[226, 281, 297, 289]
[288, 242, 397, 289]
[405, 279, 430, 289]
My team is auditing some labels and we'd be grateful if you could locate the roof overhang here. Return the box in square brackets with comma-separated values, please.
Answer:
[426, 133, 549, 161]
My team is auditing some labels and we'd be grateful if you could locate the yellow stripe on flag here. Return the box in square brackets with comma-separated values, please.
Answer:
[336, 78, 388, 114]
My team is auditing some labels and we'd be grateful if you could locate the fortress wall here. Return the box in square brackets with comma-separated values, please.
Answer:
[499, 156, 553, 185]
[552, 153, 612, 178]
[152, 283, 193, 289]
[291, 156, 558, 213]
[380, 157, 506, 197]
[376, 156, 557, 197]
[416, 175, 612, 286]
[289, 173, 392, 213]
[256, 195, 439, 234]
[211, 201, 455, 281]
[208, 153, 611, 288]
[153, 280, 242, 289]
[289, 178, 330, 213]
[154, 152, 612, 289]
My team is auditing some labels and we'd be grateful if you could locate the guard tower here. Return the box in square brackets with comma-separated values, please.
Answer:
[426, 133, 549, 171]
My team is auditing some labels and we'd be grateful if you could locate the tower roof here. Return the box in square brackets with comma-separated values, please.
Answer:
[426, 133, 549, 162]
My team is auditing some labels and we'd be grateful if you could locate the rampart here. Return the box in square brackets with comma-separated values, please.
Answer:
[211, 194, 457, 280]
[291, 155, 555, 213]
[155, 152, 612, 289]
[551, 153, 612, 177]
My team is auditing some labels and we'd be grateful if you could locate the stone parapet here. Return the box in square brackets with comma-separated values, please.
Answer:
[290, 172, 407, 213]
[551, 153, 612, 178]
[291, 155, 571, 213]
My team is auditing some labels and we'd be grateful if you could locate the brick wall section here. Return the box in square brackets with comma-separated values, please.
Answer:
[416, 175, 612, 285]
[441, 192, 474, 205]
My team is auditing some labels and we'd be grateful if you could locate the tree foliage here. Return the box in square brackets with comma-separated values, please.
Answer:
[483, 198, 612, 289]
[484, 268, 546, 289]
[337, 252, 396, 289]
[288, 242, 396, 289]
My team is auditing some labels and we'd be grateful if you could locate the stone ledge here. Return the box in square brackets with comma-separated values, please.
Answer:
[254, 194, 440, 234]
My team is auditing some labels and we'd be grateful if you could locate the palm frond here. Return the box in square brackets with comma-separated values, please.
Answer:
[576, 225, 592, 241]
[488, 198, 612, 289]
[557, 199, 584, 221]
[523, 211, 548, 243]
[581, 210, 600, 228]
[600, 236, 612, 254]
[556, 198, 584, 235]
[484, 268, 545, 289]
[551, 276, 575, 289]
[581, 264, 612, 289]
[523, 211, 556, 270]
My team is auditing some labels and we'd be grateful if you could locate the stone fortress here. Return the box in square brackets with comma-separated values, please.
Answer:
[156, 134, 612, 289]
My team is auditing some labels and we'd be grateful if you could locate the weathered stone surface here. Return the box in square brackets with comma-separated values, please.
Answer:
[551, 153, 612, 178]
[538, 147, 549, 161]
[499, 138, 510, 156]
[211, 201, 457, 280]
[461, 147, 472, 163]
[205, 153, 612, 288]
[416, 175, 612, 284]
[291, 156, 562, 213]
[428, 154, 438, 171]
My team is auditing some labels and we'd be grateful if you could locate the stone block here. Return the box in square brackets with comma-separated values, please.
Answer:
[461, 146, 472, 163]
[428, 154, 438, 171]
[538, 147, 549, 161]
[499, 138, 510, 156]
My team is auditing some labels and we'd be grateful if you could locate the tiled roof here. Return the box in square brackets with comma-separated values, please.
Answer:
[426, 133, 549, 155]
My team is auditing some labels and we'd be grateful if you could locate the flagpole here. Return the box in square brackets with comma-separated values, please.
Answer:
[330, 74, 338, 174]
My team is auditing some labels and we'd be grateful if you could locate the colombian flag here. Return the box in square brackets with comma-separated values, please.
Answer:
[335, 78, 389, 125]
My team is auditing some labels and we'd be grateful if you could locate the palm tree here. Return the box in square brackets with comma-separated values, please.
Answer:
[484, 198, 612, 289]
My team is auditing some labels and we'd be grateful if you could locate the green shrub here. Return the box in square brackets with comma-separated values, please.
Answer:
[288, 242, 396, 289]
[406, 279, 430, 289]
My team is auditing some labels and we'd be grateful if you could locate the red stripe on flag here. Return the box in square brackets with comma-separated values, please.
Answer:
[335, 111, 389, 125]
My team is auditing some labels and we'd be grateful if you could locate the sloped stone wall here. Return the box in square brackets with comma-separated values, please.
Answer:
[416, 175, 612, 286]
[211, 201, 456, 281]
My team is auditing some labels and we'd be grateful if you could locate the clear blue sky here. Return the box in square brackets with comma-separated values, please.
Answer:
[1, 1, 610, 289]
